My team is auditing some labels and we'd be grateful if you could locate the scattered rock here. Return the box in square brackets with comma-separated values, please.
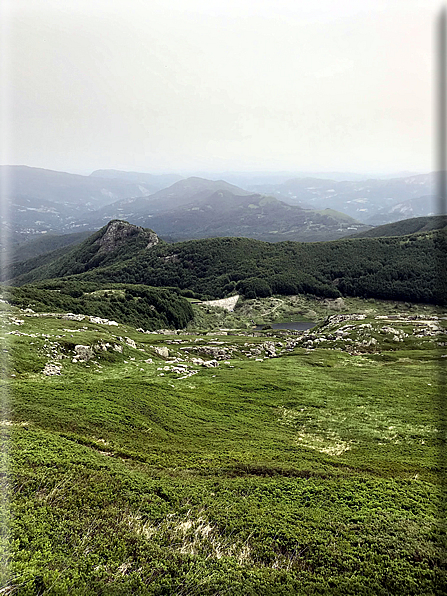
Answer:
[42, 363, 61, 376]
[63, 313, 86, 322]
[154, 346, 170, 358]
[261, 342, 277, 357]
[10, 318, 24, 325]
[73, 345, 94, 362]
[125, 338, 137, 349]
[89, 316, 118, 326]
[202, 360, 219, 368]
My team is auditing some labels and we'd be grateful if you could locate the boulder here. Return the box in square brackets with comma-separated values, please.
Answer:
[125, 338, 137, 349]
[74, 345, 94, 362]
[154, 346, 169, 358]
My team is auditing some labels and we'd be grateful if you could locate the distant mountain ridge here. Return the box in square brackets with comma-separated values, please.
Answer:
[247, 173, 435, 222]
[135, 189, 364, 242]
[90, 169, 183, 189]
[2, 165, 179, 240]
[3, 166, 440, 243]
[2, 165, 159, 207]
[73, 177, 368, 242]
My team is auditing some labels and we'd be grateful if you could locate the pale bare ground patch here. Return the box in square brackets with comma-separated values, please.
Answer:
[277, 406, 352, 455]
[125, 509, 304, 571]
[278, 405, 437, 449]
[295, 431, 352, 456]
[0, 420, 29, 427]
[0, 585, 25, 595]
[200, 295, 239, 312]
[126, 509, 252, 565]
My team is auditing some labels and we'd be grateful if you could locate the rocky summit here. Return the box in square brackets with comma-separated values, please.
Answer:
[94, 220, 159, 255]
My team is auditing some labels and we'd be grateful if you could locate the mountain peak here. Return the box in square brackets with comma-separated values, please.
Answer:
[94, 220, 159, 255]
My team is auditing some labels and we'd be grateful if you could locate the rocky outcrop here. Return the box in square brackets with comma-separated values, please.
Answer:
[94, 220, 159, 256]
[42, 363, 61, 376]
[154, 346, 169, 358]
[73, 345, 94, 362]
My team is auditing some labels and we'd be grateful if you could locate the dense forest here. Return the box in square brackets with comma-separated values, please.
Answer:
[44, 234, 446, 304]
[6, 219, 446, 305]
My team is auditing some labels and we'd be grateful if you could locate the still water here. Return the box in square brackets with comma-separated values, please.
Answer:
[254, 322, 316, 331]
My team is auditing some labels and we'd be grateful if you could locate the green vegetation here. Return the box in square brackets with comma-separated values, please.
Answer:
[1, 300, 445, 594]
[350, 216, 447, 239]
[7, 220, 445, 305]
[1, 220, 446, 594]
[4, 283, 194, 331]
[187, 294, 441, 330]
[4, 232, 93, 282]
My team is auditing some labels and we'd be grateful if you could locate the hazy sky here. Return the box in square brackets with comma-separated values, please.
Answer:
[1, 0, 442, 175]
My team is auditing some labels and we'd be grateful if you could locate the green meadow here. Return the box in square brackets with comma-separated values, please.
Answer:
[1, 300, 445, 595]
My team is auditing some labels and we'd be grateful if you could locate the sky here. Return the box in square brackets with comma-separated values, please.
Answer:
[0, 0, 443, 176]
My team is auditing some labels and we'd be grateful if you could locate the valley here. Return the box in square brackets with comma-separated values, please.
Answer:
[5, 3, 442, 593]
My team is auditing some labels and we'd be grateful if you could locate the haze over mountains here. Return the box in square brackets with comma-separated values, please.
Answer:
[2, 165, 182, 244]
[2, 166, 439, 245]
[245, 174, 435, 224]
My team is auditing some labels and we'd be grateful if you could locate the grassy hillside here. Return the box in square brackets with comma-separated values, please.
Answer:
[350, 215, 447, 239]
[8, 221, 161, 286]
[2, 299, 445, 594]
[5, 283, 194, 330]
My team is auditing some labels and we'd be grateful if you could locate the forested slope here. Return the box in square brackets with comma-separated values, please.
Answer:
[9, 219, 444, 305]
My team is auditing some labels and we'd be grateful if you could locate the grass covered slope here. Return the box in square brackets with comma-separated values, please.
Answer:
[2, 301, 445, 595]
[5, 283, 194, 330]
[350, 215, 447, 239]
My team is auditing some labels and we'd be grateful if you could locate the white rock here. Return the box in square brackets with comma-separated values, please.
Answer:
[154, 346, 169, 358]
[74, 345, 94, 362]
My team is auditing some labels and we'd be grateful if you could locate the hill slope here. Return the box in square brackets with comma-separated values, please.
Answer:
[8, 231, 93, 263]
[8, 220, 445, 305]
[141, 191, 364, 242]
[3, 300, 444, 594]
[351, 215, 447, 239]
